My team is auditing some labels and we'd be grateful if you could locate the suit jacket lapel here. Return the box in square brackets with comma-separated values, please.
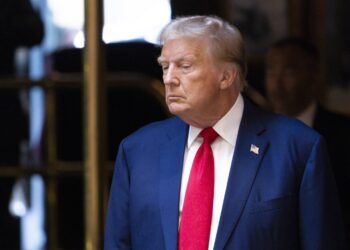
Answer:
[159, 118, 188, 250]
[214, 100, 269, 250]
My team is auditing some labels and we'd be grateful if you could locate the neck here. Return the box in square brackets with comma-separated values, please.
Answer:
[182, 92, 239, 128]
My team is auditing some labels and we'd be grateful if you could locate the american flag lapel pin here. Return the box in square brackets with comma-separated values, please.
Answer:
[250, 144, 259, 155]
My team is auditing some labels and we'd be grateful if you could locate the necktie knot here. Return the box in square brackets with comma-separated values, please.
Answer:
[200, 127, 218, 145]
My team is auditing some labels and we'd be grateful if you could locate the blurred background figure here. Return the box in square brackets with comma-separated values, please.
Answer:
[0, 0, 44, 76]
[265, 37, 350, 240]
[0, 0, 44, 249]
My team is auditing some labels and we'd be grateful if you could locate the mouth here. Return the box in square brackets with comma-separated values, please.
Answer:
[166, 95, 183, 102]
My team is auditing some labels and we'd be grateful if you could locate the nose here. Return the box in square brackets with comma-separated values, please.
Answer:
[266, 69, 283, 86]
[163, 65, 179, 85]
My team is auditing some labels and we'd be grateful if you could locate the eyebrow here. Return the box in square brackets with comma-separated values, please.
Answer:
[157, 57, 166, 65]
[157, 55, 196, 65]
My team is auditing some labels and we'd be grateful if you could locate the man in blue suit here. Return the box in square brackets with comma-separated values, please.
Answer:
[105, 15, 346, 249]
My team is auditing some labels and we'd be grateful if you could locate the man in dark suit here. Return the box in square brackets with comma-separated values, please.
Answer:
[105, 16, 346, 249]
[265, 37, 350, 240]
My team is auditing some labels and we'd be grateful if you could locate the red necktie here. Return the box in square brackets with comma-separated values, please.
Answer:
[178, 127, 218, 250]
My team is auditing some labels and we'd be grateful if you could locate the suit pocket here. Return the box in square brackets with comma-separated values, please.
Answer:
[250, 194, 297, 214]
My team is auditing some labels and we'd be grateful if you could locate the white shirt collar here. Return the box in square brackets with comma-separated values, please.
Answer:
[296, 101, 317, 127]
[187, 94, 244, 147]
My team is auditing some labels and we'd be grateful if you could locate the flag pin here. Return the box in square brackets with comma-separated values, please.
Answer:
[250, 144, 259, 155]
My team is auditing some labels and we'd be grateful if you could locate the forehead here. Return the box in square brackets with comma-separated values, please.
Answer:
[267, 46, 310, 66]
[159, 37, 210, 63]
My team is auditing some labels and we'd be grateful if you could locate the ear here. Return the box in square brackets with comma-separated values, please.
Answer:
[219, 63, 238, 90]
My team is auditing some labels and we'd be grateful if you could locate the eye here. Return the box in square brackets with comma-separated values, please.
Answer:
[266, 69, 277, 77]
[161, 64, 169, 72]
[181, 64, 192, 72]
[283, 68, 296, 77]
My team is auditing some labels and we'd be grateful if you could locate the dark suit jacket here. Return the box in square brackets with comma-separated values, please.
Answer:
[105, 99, 346, 249]
[313, 105, 350, 238]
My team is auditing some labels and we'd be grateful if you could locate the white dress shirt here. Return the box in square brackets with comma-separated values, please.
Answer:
[296, 101, 317, 127]
[179, 94, 244, 250]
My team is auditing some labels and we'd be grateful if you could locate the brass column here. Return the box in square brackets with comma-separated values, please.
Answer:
[84, 0, 105, 249]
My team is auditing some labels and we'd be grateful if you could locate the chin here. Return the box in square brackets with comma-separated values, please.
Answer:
[168, 108, 183, 116]
[167, 104, 187, 116]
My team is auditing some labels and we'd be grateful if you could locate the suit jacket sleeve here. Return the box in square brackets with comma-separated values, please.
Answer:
[105, 140, 131, 250]
[299, 136, 347, 249]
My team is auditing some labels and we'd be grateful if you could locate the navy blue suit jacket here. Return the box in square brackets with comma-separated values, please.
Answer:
[105, 99, 346, 249]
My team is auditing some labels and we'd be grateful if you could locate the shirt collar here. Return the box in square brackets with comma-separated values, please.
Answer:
[296, 101, 317, 127]
[187, 94, 244, 147]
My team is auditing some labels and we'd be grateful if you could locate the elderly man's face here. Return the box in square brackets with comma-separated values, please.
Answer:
[265, 46, 317, 116]
[158, 37, 226, 125]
